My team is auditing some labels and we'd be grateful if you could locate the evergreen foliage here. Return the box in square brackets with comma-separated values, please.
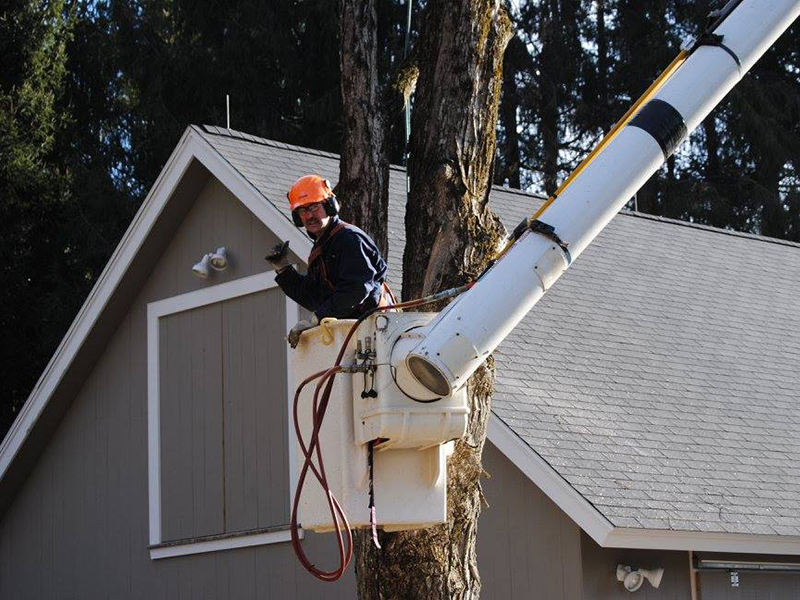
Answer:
[1, 0, 799, 437]
[496, 0, 800, 242]
[0, 0, 74, 432]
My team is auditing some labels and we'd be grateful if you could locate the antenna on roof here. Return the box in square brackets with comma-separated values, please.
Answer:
[226, 94, 231, 130]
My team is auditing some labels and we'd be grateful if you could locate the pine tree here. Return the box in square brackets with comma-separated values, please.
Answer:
[0, 0, 74, 433]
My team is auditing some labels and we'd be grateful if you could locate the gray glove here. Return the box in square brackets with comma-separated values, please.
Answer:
[265, 240, 291, 272]
[287, 314, 319, 349]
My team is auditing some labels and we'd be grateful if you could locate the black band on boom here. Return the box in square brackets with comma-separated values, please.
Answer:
[529, 219, 572, 265]
[628, 99, 688, 159]
[692, 32, 742, 71]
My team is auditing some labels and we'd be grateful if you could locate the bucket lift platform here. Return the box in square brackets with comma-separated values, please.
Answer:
[293, 313, 468, 532]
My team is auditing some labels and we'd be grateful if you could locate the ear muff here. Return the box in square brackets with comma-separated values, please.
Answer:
[324, 195, 340, 217]
[292, 209, 304, 227]
[288, 192, 302, 227]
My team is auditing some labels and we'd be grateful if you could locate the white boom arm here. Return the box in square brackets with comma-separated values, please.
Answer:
[401, 0, 800, 397]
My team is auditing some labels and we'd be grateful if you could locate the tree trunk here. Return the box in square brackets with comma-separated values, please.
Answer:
[354, 2, 511, 599]
[496, 34, 524, 189]
[538, 0, 560, 195]
[338, 0, 390, 256]
[595, 0, 609, 127]
[636, 177, 658, 214]
[758, 157, 786, 239]
[703, 116, 721, 179]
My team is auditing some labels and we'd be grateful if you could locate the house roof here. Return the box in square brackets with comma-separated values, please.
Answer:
[3, 124, 799, 554]
[198, 125, 800, 547]
[494, 211, 800, 535]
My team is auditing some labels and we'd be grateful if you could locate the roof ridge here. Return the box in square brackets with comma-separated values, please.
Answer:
[198, 125, 550, 200]
[620, 209, 800, 249]
[199, 124, 342, 162]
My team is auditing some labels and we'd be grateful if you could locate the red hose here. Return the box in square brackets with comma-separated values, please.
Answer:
[290, 367, 352, 581]
[289, 285, 473, 581]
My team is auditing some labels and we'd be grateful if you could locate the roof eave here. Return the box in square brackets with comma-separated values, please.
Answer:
[605, 527, 800, 554]
[487, 414, 616, 543]
[488, 414, 800, 555]
[0, 125, 313, 491]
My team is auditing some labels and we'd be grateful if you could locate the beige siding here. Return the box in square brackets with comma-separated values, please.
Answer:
[697, 571, 800, 599]
[0, 176, 357, 599]
[221, 289, 288, 533]
[478, 441, 584, 599]
[160, 303, 225, 541]
[581, 532, 691, 599]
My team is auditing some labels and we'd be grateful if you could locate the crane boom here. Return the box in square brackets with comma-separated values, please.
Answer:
[402, 0, 800, 397]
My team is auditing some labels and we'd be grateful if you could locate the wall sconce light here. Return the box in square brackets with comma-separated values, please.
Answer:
[192, 247, 228, 279]
[209, 247, 227, 270]
[616, 564, 664, 592]
[192, 254, 211, 278]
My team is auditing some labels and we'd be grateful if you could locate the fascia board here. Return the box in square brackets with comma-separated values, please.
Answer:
[0, 127, 198, 481]
[605, 527, 800, 555]
[489, 414, 800, 556]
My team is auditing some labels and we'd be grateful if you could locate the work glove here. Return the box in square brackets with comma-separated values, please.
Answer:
[265, 240, 291, 272]
[287, 314, 319, 349]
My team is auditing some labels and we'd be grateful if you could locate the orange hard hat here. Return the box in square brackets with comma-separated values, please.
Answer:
[287, 175, 334, 211]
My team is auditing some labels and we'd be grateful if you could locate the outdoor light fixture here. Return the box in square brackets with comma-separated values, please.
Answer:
[192, 254, 211, 279]
[192, 247, 229, 278]
[616, 565, 664, 592]
[209, 247, 228, 270]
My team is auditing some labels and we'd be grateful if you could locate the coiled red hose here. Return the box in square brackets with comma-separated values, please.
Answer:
[289, 284, 473, 581]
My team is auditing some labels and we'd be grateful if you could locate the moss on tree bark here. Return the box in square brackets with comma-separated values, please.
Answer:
[351, 2, 512, 598]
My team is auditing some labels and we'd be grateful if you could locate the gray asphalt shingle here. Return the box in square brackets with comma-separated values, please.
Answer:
[196, 125, 800, 538]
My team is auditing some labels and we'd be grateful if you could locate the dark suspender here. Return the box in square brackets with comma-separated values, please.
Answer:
[308, 221, 347, 292]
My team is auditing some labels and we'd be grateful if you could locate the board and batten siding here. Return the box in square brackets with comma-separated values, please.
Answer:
[581, 532, 691, 599]
[0, 175, 355, 598]
[697, 570, 800, 599]
[477, 441, 584, 599]
[158, 288, 288, 543]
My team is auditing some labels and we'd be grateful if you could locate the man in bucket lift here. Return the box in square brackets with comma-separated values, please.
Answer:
[266, 175, 390, 348]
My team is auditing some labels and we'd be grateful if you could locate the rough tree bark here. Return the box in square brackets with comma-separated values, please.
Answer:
[351, 2, 512, 599]
[338, 0, 390, 256]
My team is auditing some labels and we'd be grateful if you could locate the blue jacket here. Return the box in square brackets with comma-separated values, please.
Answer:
[275, 217, 388, 319]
